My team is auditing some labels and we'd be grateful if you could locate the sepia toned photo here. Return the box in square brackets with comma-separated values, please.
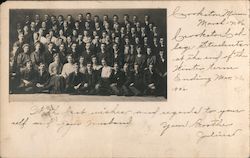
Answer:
[9, 9, 167, 101]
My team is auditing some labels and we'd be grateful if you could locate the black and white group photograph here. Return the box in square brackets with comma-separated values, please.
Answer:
[9, 9, 167, 101]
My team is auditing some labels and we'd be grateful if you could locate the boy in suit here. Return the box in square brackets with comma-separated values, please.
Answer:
[66, 62, 85, 94]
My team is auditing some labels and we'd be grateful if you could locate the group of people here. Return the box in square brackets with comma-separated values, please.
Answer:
[10, 12, 167, 97]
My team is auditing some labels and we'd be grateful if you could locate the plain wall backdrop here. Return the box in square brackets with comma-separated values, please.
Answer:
[10, 9, 167, 49]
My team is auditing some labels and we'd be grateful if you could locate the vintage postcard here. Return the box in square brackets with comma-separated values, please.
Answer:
[0, 1, 249, 157]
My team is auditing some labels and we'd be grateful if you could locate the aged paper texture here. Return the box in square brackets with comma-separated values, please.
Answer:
[1, 1, 249, 157]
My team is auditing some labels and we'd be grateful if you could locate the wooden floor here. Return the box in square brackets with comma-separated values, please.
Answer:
[9, 94, 167, 102]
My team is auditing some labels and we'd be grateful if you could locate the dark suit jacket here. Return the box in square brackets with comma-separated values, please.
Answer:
[30, 51, 45, 67]
[110, 70, 125, 87]
[84, 70, 98, 88]
[66, 71, 85, 88]
[35, 70, 50, 86]
[143, 69, 159, 87]
[130, 71, 144, 89]
[20, 67, 37, 84]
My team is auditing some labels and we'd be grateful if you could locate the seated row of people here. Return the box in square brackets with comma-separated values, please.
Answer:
[10, 57, 166, 97]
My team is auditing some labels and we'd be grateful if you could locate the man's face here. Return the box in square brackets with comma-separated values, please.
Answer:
[35, 14, 40, 20]
[149, 64, 153, 71]
[126, 23, 131, 29]
[135, 37, 139, 43]
[103, 15, 108, 21]
[74, 64, 79, 72]
[49, 31, 54, 36]
[51, 16, 56, 22]
[115, 37, 119, 44]
[79, 57, 84, 64]
[35, 44, 41, 51]
[78, 14, 83, 20]
[125, 38, 129, 44]
[153, 26, 157, 32]
[75, 22, 79, 27]
[92, 57, 97, 64]
[78, 35, 83, 40]
[131, 28, 136, 34]
[54, 56, 60, 62]
[144, 37, 148, 43]
[44, 15, 49, 21]
[114, 23, 118, 30]
[134, 64, 139, 71]
[67, 56, 73, 63]
[52, 25, 58, 30]
[137, 48, 141, 54]
[58, 16, 63, 22]
[113, 44, 118, 51]
[30, 22, 35, 28]
[41, 22, 46, 28]
[147, 48, 151, 55]
[101, 60, 106, 66]
[95, 22, 100, 28]
[67, 15, 72, 21]
[23, 46, 29, 53]
[95, 36, 99, 41]
[133, 16, 137, 22]
[59, 30, 64, 35]
[153, 38, 158, 44]
[123, 64, 128, 71]
[73, 30, 77, 36]
[48, 44, 53, 50]
[113, 16, 118, 22]
[59, 44, 65, 51]
[67, 37, 72, 43]
[149, 23, 153, 29]
[124, 15, 128, 21]
[63, 22, 68, 27]
[87, 64, 92, 70]
[101, 44, 105, 51]
[120, 27, 125, 33]
[160, 38, 164, 44]
[72, 44, 77, 51]
[86, 43, 91, 49]
[85, 22, 90, 28]
[159, 51, 164, 56]
[39, 64, 45, 72]
[86, 14, 91, 20]
[114, 64, 119, 71]
[104, 23, 109, 29]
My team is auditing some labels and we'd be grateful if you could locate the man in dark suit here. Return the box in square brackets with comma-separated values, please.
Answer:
[143, 63, 160, 96]
[34, 62, 50, 93]
[156, 49, 167, 98]
[18, 61, 37, 93]
[129, 63, 144, 96]
[30, 42, 45, 70]
[110, 63, 125, 95]
[121, 63, 132, 96]
[83, 62, 99, 95]
[110, 43, 123, 67]
[66, 62, 85, 94]
[44, 42, 57, 66]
